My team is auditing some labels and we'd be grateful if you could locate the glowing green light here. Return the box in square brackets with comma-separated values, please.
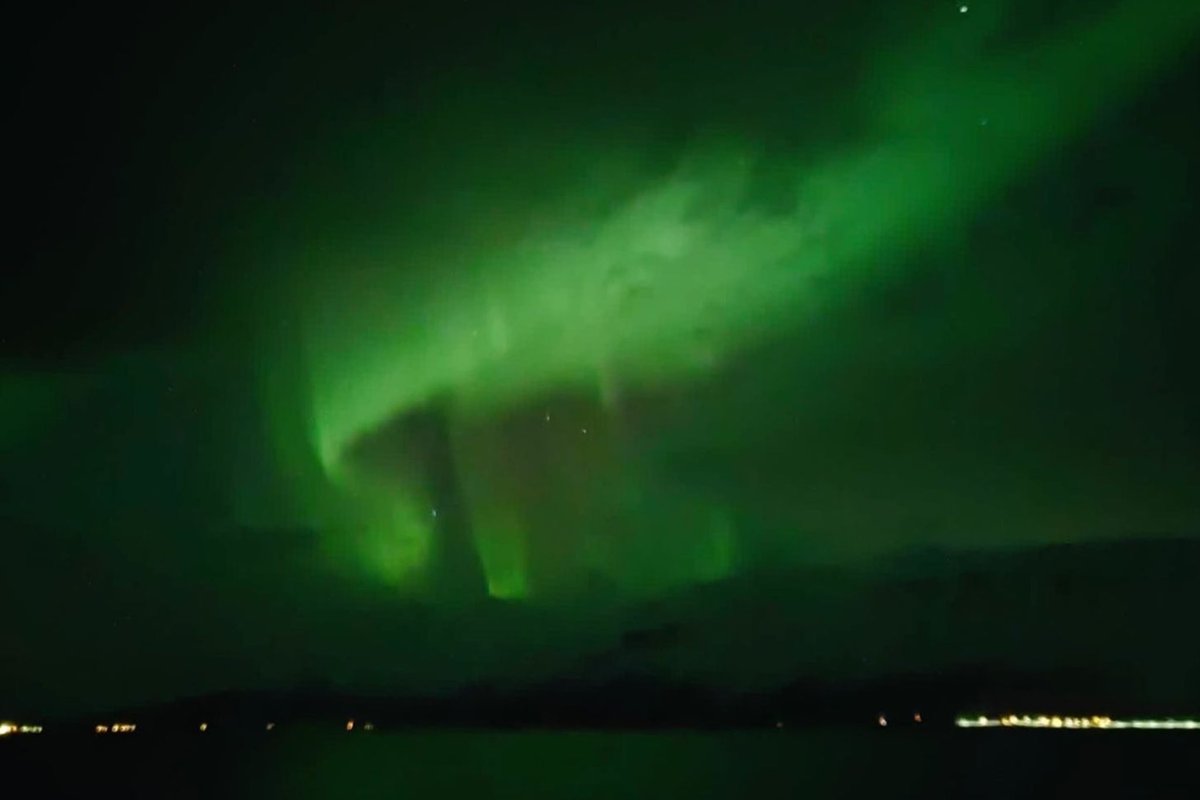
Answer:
[257, 0, 1200, 597]
[475, 515, 529, 600]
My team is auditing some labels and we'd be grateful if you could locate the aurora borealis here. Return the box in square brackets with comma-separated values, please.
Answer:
[4, 0, 1199, 712]
[271, 0, 1200, 599]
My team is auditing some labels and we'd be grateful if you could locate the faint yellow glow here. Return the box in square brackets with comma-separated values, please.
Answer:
[877, 715, 887, 727]
[0, 723, 12, 736]
[957, 714, 1200, 731]
[913, 713, 922, 723]
[18, 725, 42, 734]
[95, 725, 109, 734]
[345, 719, 355, 731]
[266, 722, 275, 731]
[363, 722, 375, 731]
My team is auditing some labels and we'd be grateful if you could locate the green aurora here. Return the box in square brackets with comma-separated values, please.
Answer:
[245, 0, 1200, 599]
[3, 0, 1199, 712]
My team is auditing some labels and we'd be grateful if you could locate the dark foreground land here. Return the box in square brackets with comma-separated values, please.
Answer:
[3, 728, 1197, 799]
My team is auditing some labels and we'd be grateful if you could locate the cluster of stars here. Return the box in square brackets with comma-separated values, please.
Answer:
[540, 409, 590, 434]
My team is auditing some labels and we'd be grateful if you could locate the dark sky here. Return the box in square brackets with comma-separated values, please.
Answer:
[3, 0, 1199, 713]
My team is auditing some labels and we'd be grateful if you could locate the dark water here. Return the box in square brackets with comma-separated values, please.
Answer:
[4, 729, 1197, 798]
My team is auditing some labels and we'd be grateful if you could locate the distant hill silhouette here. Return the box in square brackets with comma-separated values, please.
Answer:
[55, 536, 1198, 729]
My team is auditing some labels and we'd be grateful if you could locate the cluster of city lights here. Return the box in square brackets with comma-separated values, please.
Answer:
[8, 714, 1198, 737]
[956, 715, 1200, 731]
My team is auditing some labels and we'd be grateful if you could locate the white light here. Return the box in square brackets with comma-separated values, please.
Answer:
[956, 714, 1200, 731]
[960, 5, 969, 12]
[0, 723, 12, 736]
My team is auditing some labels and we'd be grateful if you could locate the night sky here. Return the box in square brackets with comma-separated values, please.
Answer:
[4, 0, 1199, 715]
